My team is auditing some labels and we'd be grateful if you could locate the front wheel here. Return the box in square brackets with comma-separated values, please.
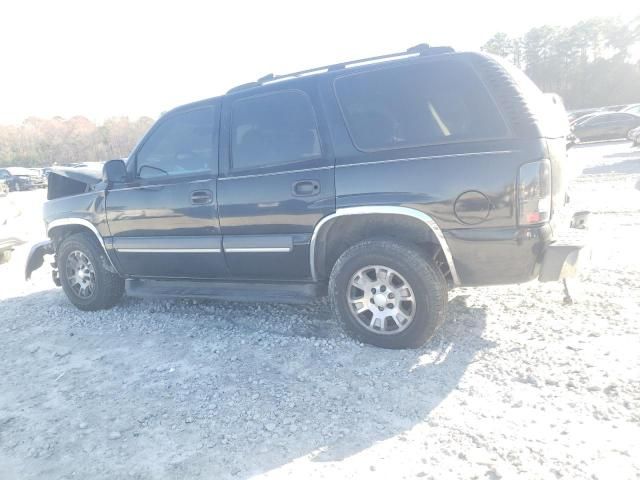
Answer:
[329, 240, 448, 349]
[58, 232, 124, 311]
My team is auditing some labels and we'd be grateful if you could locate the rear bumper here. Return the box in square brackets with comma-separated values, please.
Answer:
[538, 229, 589, 282]
[444, 212, 590, 286]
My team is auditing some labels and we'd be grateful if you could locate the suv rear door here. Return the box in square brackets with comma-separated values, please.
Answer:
[105, 102, 226, 278]
[218, 85, 335, 280]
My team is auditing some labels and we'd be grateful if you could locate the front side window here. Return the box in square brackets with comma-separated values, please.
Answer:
[590, 116, 610, 125]
[136, 107, 216, 178]
[335, 59, 509, 151]
[231, 91, 321, 171]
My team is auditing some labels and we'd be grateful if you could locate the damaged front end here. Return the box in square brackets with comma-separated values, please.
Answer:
[26, 161, 122, 282]
[47, 162, 105, 200]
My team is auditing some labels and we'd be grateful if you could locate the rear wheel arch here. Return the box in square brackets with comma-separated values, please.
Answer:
[311, 207, 459, 285]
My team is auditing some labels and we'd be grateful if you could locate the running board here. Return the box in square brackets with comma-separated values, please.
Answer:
[125, 278, 323, 304]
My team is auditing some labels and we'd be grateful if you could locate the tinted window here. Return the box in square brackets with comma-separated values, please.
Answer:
[335, 59, 509, 151]
[136, 107, 216, 178]
[608, 113, 635, 122]
[587, 115, 615, 125]
[231, 91, 321, 171]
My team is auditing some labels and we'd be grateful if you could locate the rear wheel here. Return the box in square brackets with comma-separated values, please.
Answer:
[58, 232, 124, 310]
[329, 240, 448, 349]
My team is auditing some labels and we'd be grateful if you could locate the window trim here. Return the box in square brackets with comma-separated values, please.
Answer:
[332, 58, 512, 154]
[132, 104, 219, 180]
[228, 89, 324, 174]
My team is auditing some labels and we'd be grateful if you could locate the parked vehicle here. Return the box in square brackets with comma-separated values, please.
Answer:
[0, 167, 39, 191]
[628, 126, 640, 146]
[622, 104, 640, 116]
[0, 237, 25, 264]
[0, 179, 8, 197]
[25, 45, 588, 349]
[28, 168, 48, 188]
[567, 108, 600, 123]
[570, 112, 640, 142]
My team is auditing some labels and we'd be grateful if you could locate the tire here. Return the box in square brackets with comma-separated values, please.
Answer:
[329, 240, 448, 349]
[58, 232, 124, 311]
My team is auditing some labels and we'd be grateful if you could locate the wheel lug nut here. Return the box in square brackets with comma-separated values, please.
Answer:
[371, 288, 376, 294]
[387, 303, 394, 309]
[378, 306, 384, 311]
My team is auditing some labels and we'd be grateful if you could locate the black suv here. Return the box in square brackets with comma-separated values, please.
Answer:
[26, 45, 587, 349]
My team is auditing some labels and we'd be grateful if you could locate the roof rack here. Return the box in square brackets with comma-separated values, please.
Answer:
[227, 44, 454, 94]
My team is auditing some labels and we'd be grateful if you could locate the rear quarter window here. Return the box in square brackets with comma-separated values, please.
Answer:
[334, 59, 509, 151]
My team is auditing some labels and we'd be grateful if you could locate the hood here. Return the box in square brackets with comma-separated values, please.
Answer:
[47, 160, 126, 200]
[49, 162, 106, 185]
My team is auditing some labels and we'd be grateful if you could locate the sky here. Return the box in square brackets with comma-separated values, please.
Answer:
[0, 0, 636, 124]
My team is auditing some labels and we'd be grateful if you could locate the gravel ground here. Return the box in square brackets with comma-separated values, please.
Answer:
[0, 142, 639, 479]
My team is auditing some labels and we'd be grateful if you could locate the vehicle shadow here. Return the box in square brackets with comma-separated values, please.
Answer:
[0, 288, 491, 479]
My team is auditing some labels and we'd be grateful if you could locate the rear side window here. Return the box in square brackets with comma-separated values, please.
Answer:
[231, 91, 321, 171]
[335, 59, 509, 151]
[136, 107, 217, 178]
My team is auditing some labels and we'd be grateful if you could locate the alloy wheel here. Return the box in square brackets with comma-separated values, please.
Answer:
[347, 265, 416, 334]
[65, 250, 96, 298]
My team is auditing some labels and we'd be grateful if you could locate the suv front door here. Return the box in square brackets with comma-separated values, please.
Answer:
[105, 103, 226, 278]
[219, 87, 335, 280]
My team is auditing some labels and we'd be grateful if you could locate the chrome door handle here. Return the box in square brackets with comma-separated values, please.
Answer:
[191, 190, 213, 205]
[292, 180, 320, 196]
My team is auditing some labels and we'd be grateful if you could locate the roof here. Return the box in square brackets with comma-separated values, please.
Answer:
[4, 167, 35, 176]
[156, 44, 456, 118]
[226, 44, 455, 94]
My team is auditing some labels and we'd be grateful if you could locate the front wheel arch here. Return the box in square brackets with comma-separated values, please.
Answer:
[48, 222, 117, 274]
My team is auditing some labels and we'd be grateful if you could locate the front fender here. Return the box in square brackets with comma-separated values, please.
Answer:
[25, 240, 53, 280]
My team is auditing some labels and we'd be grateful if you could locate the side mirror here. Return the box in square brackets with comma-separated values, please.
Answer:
[103, 159, 127, 184]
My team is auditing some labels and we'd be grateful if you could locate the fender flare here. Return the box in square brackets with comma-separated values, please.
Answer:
[46, 218, 117, 271]
[309, 206, 460, 285]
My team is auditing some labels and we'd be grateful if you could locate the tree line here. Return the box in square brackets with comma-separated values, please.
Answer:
[2, 16, 638, 168]
[482, 16, 640, 109]
[0, 116, 155, 168]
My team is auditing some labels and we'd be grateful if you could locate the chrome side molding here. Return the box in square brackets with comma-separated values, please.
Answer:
[116, 248, 222, 253]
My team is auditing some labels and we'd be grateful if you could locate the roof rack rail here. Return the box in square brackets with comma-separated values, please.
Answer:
[227, 44, 454, 94]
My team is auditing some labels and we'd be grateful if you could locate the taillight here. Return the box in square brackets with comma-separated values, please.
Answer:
[518, 159, 551, 226]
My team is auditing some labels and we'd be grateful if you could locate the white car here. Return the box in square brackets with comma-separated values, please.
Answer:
[622, 104, 640, 116]
[628, 125, 640, 146]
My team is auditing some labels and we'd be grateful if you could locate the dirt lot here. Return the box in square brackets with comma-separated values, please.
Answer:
[0, 142, 639, 480]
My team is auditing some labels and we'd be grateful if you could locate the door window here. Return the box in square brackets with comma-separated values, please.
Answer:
[587, 115, 614, 125]
[136, 107, 217, 178]
[606, 113, 635, 123]
[230, 91, 321, 171]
